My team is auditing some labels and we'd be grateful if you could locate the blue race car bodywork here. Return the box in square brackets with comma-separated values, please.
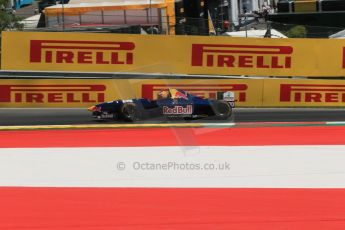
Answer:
[88, 89, 235, 121]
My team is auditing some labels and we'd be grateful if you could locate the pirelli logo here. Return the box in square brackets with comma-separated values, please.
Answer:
[30, 40, 135, 65]
[142, 84, 247, 101]
[280, 84, 345, 103]
[0, 85, 106, 103]
[191, 44, 293, 69]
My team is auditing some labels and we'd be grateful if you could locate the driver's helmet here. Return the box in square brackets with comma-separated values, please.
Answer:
[157, 90, 170, 99]
[170, 89, 188, 100]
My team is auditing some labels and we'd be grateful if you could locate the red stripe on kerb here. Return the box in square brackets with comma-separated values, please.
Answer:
[1, 126, 345, 147]
[0, 187, 344, 229]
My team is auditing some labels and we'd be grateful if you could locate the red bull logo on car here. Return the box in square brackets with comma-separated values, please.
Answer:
[163, 105, 193, 115]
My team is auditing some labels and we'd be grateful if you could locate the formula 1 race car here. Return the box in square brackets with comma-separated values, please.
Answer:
[88, 88, 235, 121]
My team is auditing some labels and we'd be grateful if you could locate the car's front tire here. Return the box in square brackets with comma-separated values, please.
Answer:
[121, 102, 138, 122]
[212, 101, 232, 120]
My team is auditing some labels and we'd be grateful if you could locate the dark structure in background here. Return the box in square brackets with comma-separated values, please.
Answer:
[174, 0, 232, 35]
[38, 0, 69, 13]
[174, 0, 258, 35]
[268, 0, 345, 37]
[174, 0, 210, 35]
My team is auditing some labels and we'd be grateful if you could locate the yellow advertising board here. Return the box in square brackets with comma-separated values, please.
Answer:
[2, 78, 345, 107]
[0, 79, 263, 108]
[2, 31, 345, 77]
[263, 79, 345, 107]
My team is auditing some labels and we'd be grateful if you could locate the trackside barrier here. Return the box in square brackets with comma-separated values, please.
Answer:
[3, 31, 345, 77]
[1, 78, 345, 108]
[263, 79, 345, 107]
[0, 79, 263, 108]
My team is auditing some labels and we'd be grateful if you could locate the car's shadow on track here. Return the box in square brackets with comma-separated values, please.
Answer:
[92, 115, 236, 124]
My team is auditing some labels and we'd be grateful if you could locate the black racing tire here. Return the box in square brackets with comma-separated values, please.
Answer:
[121, 102, 138, 122]
[212, 101, 232, 120]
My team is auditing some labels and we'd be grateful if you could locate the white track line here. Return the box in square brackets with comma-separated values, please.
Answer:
[0, 146, 345, 188]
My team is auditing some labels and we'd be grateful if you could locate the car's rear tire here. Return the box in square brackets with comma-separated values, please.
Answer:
[121, 103, 138, 122]
[212, 101, 232, 120]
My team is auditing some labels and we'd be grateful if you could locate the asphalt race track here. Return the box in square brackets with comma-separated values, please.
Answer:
[1, 108, 345, 126]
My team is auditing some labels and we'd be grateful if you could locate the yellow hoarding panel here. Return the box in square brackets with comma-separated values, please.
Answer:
[137, 79, 263, 107]
[0, 79, 263, 108]
[3, 78, 345, 108]
[2, 31, 345, 77]
[0, 79, 113, 108]
[263, 79, 345, 107]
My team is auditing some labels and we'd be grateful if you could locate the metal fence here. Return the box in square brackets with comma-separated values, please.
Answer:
[16, 12, 345, 38]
